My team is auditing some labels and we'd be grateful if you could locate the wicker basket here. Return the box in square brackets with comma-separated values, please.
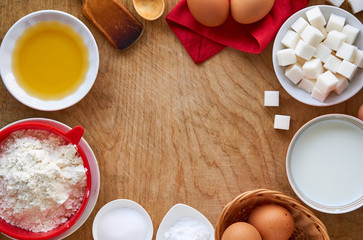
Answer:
[215, 189, 330, 240]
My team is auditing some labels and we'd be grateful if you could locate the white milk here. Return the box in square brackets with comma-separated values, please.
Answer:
[290, 119, 363, 206]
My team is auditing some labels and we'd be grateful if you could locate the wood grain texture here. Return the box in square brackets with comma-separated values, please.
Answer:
[0, 0, 362, 239]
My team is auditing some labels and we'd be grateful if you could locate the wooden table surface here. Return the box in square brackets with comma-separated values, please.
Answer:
[0, 0, 362, 239]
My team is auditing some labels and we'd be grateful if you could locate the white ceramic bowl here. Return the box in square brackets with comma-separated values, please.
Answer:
[286, 114, 363, 214]
[0, 10, 99, 111]
[272, 5, 363, 106]
[92, 199, 153, 240]
[156, 203, 215, 240]
[0, 118, 100, 239]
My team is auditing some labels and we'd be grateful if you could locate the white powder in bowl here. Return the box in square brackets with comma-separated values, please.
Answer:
[0, 129, 87, 232]
[163, 217, 211, 240]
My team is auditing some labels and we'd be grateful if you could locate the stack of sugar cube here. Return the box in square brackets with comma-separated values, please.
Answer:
[327, 0, 363, 14]
[276, 6, 362, 102]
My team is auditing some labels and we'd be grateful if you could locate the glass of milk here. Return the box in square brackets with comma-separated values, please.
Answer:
[286, 114, 363, 214]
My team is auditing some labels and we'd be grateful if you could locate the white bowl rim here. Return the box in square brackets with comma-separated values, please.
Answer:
[286, 114, 363, 214]
[0, 117, 100, 240]
[92, 199, 154, 240]
[0, 10, 99, 111]
[272, 5, 363, 107]
[155, 203, 215, 240]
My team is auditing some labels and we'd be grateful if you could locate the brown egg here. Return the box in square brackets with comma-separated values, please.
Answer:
[221, 222, 262, 240]
[248, 204, 294, 240]
[187, 0, 229, 27]
[231, 0, 275, 24]
[358, 104, 363, 121]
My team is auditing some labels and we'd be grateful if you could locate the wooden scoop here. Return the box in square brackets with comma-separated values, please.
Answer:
[81, 0, 144, 50]
[133, 0, 165, 21]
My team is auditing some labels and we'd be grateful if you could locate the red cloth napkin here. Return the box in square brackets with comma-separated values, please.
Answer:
[166, 0, 309, 64]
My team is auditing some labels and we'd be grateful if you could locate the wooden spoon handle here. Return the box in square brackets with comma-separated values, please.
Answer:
[81, 0, 143, 50]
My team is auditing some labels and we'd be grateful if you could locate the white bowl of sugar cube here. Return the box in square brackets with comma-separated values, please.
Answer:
[273, 5, 363, 106]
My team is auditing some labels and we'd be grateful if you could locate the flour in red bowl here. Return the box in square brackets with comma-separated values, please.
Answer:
[0, 129, 87, 232]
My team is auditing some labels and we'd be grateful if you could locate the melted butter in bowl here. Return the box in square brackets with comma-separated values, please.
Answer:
[13, 21, 89, 100]
[0, 10, 99, 111]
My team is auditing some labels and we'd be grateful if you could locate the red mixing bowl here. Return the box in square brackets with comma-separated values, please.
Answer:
[0, 122, 92, 240]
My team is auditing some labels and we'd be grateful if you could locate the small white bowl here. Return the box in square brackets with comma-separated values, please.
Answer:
[0, 10, 99, 111]
[286, 114, 363, 214]
[272, 5, 363, 106]
[156, 204, 215, 240]
[0, 118, 100, 240]
[92, 199, 153, 240]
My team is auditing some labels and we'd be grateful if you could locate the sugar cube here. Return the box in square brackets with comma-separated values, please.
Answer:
[303, 58, 323, 79]
[264, 91, 279, 107]
[281, 30, 300, 49]
[311, 86, 329, 102]
[324, 55, 342, 73]
[298, 78, 316, 93]
[336, 42, 357, 62]
[335, 73, 347, 82]
[347, 0, 363, 14]
[337, 59, 357, 79]
[342, 24, 360, 45]
[324, 30, 346, 51]
[316, 71, 339, 93]
[354, 49, 363, 68]
[295, 40, 316, 60]
[277, 49, 297, 66]
[334, 74, 349, 95]
[285, 63, 304, 84]
[327, 0, 345, 7]
[314, 43, 332, 63]
[274, 115, 291, 130]
[300, 25, 325, 47]
[291, 17, 309, 35]
[306, 7, 326, 28]
[326, 13, 345, 32]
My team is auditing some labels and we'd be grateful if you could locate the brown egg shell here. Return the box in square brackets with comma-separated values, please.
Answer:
[248, 204, 295, 240]
[230, 0, 275, 24]
[221, 222, 262, 240]
[187, 0, 229, 27]
[358, 104, 363, 121]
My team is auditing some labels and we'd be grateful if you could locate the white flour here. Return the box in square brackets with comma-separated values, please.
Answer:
[163, 217, 211, 240]
[0, 129, 87, 232]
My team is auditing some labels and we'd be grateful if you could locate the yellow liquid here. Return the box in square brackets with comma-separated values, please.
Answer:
[12, 21, 89, 100]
